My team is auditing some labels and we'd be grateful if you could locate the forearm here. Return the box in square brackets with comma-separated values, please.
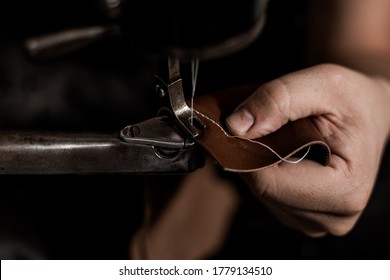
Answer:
[305, 0, 390, 75]
[305, 0, 390, 142]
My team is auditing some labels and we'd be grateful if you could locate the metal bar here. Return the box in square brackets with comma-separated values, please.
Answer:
[0, 119, 202, 175]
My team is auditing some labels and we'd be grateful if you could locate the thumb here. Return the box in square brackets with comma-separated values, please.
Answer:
[225, 64, 340, 138]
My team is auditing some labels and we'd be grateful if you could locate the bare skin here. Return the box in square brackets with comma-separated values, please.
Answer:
[131, 0, 390, 259]
[226, 0, 390, 237]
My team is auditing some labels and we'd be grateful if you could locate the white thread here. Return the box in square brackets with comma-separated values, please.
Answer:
[193, 109, 311, 164]
[191, 58, 199, 125]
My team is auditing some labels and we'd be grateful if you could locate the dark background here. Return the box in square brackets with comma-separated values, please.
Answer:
[0, 0, 389, 259]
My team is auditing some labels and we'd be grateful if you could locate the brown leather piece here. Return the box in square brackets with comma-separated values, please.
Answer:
[190, 83, 331, 172]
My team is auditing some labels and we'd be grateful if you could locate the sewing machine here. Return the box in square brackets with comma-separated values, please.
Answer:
[0, 0, 268, 174]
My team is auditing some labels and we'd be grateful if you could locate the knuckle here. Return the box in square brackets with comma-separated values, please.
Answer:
[326, 216, 360, 236]
[335, 163, 371, 215]
[257, 79, 291, 121]
[340, 176, 372, 215]
[242, 171, 276, 200]
[342, 192, 368, 215]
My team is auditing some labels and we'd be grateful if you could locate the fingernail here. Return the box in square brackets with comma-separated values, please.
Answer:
[226, 108, 254, 134]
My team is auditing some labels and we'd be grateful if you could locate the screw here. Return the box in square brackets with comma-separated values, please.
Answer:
[128, 126, 140, 137]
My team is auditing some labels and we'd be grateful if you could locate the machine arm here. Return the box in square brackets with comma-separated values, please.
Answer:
[0, 116, 203, 174]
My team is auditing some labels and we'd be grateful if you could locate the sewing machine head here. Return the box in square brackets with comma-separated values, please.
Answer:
[23, 0, 269, 138]
[24, 0, 268, 62]
[122, 0, 268, 60]
[0, 0, 270, 175]
[122, 0, 269, 137]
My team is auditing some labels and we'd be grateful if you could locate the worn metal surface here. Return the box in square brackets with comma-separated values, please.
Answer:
[0, 117, 203, 174]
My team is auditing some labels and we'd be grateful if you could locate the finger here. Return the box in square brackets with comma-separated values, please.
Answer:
[225, 64, 348, 138]
[241, 156, 367, 215]
[261, 198, 361, 236]
[261, 199, 328, 237]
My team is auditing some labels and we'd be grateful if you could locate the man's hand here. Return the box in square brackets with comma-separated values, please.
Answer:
[226, 64, 390, 237]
